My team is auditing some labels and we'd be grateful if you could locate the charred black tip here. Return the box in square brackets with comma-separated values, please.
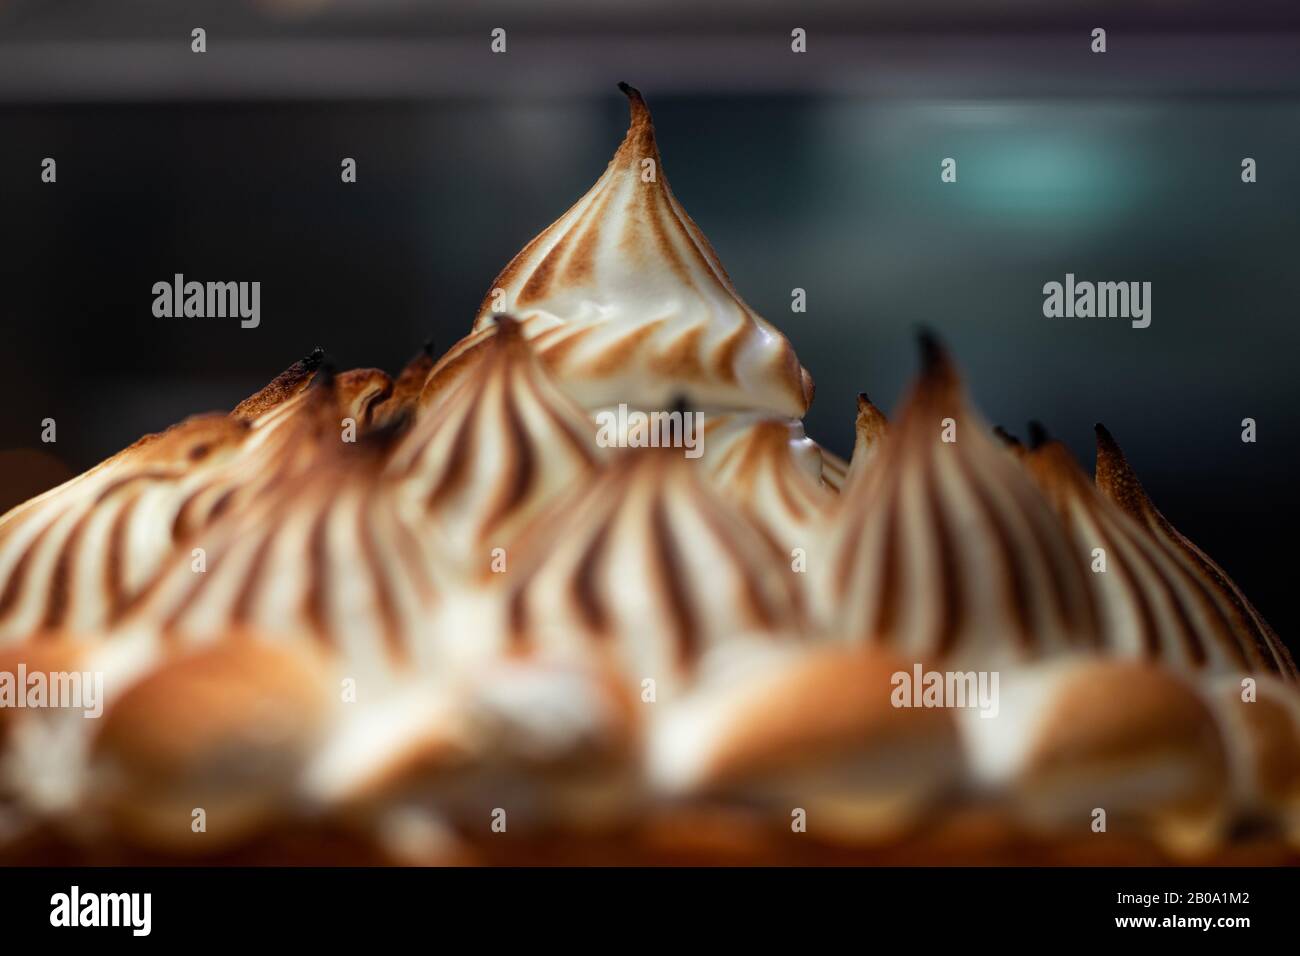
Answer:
[311, 355, 338, 389]
[917, 328, 945, 374]
[1027, 420, 1051, 450]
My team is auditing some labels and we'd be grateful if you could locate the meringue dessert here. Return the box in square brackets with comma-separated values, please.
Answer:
[0, 85, 1296, 867]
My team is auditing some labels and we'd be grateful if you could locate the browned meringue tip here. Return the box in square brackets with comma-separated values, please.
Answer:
[1020, 434, 1096, 509]
[614, 81, 658, 162]
[915, 329, 961, 392]
[854, 392, 888, 440]
[845, 392, 889, 483]
[616, 80, 651, 125]
[230, 346, 325, 421]
[1093, 422, 1150, 518]
[380, 340, 437, 419]
[398, 338, 436, 379]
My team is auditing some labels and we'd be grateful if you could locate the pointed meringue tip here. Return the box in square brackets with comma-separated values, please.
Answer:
[1092, 422, 1149, 509]
[1094, 422, 1123, 458]
[855, 392, 887, 423]
[617, 81, 645, 107]
[303, 346, 326, 370]
[915, 328, 958, 386]
[311, 356, 338, 389]
[992, 425, 1022, 448]
[617, 81, 652, 129]
[421, 336, 435, 357]
[917, 327, 942, 366]
[1027, 420, 1051, 450]
[1093, 422, 1135, 475]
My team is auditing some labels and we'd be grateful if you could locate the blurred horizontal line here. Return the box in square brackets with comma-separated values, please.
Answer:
[1, 35, 1299, 102]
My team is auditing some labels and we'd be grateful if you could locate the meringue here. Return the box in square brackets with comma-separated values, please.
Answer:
[388, 316, 603, 575]
[1021, 429, 1296, 678]
[1092, 424, 1296, 679]
[700, 411, 839, 555]
[817, 335, 1100, 664]
[500, 448, 806, 698]
[121, 436, 441, 673]
[438, 83, 813, 418]
[0, 350, 403, 646]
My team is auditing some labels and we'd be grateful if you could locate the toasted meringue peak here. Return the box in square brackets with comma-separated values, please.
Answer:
[701, 412, 838, 552]
[460, 83, 813, 417]
[231, 346, 325, 422]
[122, 443, 440, 669]
[1090, 425, 1296, 680]
[373, 341, 436, 429]
[1020, 436, 1294, 677]
[0, 413, 253, 643]
[503, 450, 806, 696]
[844, 392, 889, 487]
[818, 337, 1100, 662]
[388, 316, 602, 571]
[0, 353, 396, 645]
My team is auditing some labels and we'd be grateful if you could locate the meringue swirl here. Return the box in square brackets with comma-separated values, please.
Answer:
[390, 316, 602, 573]
[445, 83, 813, 417]
[818, 336, 1100, 662]
[122, 439, 440, 670]
[1081, 426, 1295, 679]
[701, 412, 838, 554]
[502, 449, 806, 696]
[0, 352, 399, 644]
[1019, 432, 1294, 678]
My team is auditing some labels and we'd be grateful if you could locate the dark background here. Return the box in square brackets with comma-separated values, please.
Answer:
[1, 2, 1297, 644]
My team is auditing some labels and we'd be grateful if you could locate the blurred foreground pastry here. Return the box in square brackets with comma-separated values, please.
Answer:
[0, 84, 1296, 866]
